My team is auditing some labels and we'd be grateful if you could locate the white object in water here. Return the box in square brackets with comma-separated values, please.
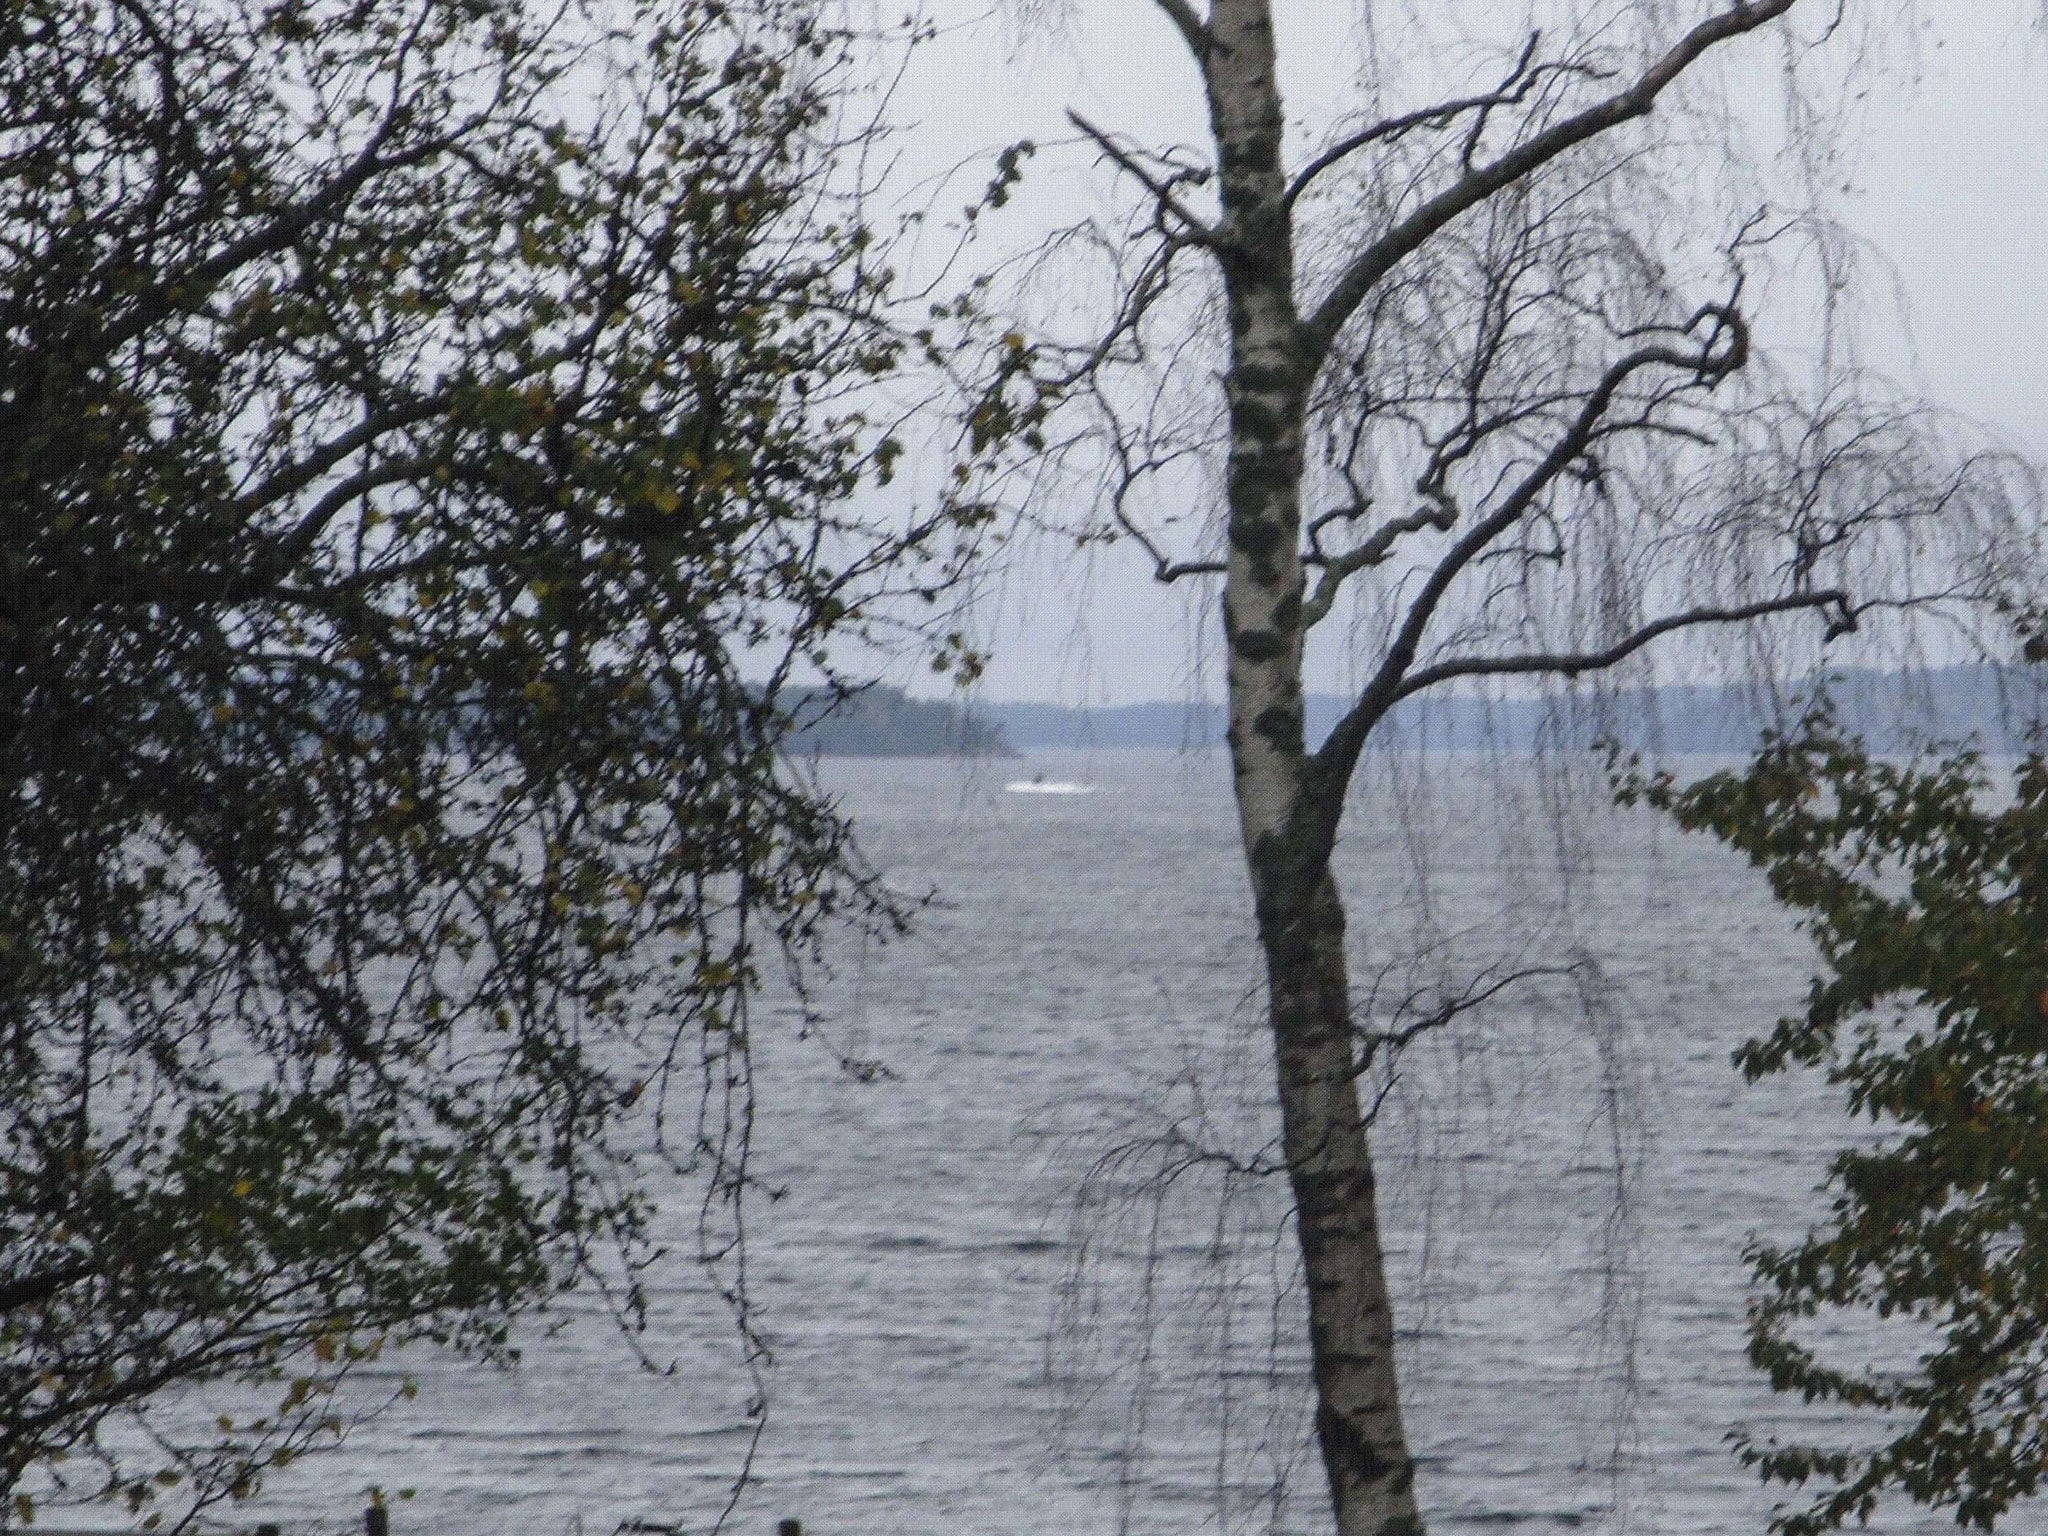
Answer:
[1005, 774, 1095, 795]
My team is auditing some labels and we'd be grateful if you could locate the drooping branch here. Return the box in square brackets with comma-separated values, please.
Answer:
[1302, 0, 1798, 361]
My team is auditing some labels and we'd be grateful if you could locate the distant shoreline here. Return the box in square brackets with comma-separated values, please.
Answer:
[793, 664, 2046, 757]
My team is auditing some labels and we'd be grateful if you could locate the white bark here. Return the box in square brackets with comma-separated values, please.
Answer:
[1203, 5, 1425, 1533]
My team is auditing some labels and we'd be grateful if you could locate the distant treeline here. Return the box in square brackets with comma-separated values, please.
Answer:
[991, 665, 2048, 754]
[779, 684, 1014, 757]
[785, 666, 2048, 757]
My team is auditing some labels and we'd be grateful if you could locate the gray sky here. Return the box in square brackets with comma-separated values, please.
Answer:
[881, 4, 2048, 705]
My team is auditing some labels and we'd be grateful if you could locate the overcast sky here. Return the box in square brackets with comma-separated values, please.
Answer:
[878, 4, 2048, 705]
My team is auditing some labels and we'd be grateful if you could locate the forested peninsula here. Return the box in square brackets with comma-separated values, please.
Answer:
[782, 685, 1014, 757]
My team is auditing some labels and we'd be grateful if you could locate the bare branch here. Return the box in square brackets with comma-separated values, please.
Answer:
[158, 456, 442, 608]
[1290, 96, 1505, 212]
[1304, 501, 1368, 560]
[1389, 591, 1854, 702]
[1300, 498, 1458, 627]
[0, 1260, 95, 1315]
[222, 399, 447, 535]
[1310, 304, 1750, 802]
[1285, 33, 1597, 209]
[1068, 110, 1221, 246]
[1039, 228, 1195, 392]
[1303, 0, 1798, 360]
[1138, 549, 1228, 585]
[1356, 960, 1581, 1076]
[1150, 0, 1214, 61]
[1111, 480, 1228, 586]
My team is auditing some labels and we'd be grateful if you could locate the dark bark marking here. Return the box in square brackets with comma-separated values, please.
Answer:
[1254, 702, 1300, 751]
[1271, 586, 1300, 631]
[1316, 1396, 1418, 1493]
[1231, 358, 1294, 397]
[1228, 515, 1285, 558]
[1231, 627, 1283, 663]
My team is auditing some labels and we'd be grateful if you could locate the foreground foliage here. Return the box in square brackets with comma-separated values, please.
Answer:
[0, 0, 961, 1520]
[1621, 698, 2048, 1532]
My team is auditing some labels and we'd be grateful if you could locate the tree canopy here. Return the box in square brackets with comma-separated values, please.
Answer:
[0, 0, 966, 1522]
[1619, 683, 2048, 1533]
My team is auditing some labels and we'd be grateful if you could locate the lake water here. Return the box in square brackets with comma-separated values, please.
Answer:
[191, 750, 1951, 1536]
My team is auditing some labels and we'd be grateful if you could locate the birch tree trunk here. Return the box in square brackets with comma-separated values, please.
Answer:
[1206, 3, 1424, 1531]
[1263, 873, 1422, 1536]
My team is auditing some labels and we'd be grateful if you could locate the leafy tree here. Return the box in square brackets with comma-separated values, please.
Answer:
[979, 4, 2033, 1532]
[0, 0, 966, 1522]
[1617, 681, 2048, 1533]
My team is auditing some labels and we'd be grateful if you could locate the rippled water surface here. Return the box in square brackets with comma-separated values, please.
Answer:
[195, 751, 1947, 1536]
